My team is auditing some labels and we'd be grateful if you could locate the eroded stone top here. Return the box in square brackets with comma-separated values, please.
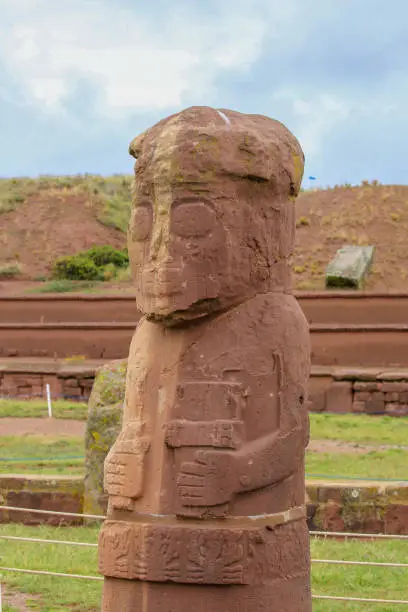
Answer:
[128, 106, 304, 324]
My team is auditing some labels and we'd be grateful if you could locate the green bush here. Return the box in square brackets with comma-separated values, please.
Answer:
[101, 262, 117, 281]
[51, 246, 129, 281]
[53, 255, 102, 281]
[85, 245, 128, 268]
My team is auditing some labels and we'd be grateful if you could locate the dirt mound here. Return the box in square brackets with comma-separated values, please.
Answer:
[294, 182, 408, 291]
[1, 176, 408, 291]
[0, 175, 129, 279]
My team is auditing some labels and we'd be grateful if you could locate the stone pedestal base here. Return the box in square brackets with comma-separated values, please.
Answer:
[102, 577, 312, 612]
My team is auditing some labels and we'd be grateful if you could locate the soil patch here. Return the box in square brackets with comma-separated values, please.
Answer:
[0, 418, 85, 437]
[294, 183, 408, 291]
[2, 178, 408, 291]
[0, 190, 124, 279]
[2, 587, 41, 611]
[308, 439, 408, 454]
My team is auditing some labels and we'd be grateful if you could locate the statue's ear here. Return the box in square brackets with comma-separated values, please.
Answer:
[129, 132, 146, 159]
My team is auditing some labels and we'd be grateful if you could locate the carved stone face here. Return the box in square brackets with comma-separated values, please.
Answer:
[128, 107, 304, 323]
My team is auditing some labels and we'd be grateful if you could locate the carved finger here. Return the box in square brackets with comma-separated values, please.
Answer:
[179, 461, 208, 476]
[194, 450, 210, 464]
[105, 476, 124, 485]
[178, 485, 204, 499]
[176, 473, 203, 487]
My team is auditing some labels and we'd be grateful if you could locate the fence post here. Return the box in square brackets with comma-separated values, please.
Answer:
[46, 384, 53, 418]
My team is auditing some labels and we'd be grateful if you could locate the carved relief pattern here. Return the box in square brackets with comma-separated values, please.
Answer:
[99, 521, 269, 585]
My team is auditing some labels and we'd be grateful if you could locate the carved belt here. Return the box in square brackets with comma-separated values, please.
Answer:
[99, 505, 307, 585]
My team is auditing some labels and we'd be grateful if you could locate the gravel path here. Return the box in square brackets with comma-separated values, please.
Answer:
[0, 418, 85, 436]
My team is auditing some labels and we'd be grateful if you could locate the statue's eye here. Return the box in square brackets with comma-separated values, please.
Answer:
[130, 204, 153, 241]
[171, 202, 216, 239]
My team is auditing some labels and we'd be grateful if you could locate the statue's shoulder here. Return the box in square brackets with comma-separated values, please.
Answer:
[180, 293, 308, 375]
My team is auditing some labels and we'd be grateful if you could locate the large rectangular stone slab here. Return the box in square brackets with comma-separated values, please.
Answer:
[325, 245, 375, 289]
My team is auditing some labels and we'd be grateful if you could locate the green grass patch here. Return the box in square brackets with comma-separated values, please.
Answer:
[31, 280, 101, 293]
[0, 399, 87, 420]
[312, 537, 408, 611]
[0, 435, 84, 475]
[0, 525, 407, 612]
[310, 412, 408, 446]
[0, 524, 100, 611]
[97, 193, 132, 233]
[0, 262, 22, 279]
[306, 448, 408, 481]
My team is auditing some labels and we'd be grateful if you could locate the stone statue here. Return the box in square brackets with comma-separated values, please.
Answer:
[98, 106, 312, 611]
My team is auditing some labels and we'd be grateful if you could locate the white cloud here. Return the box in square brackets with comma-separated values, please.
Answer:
[0, 0, 268, 117]
[272, 89, 350, 162]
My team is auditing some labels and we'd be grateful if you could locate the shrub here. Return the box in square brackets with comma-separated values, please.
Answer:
[85, 245, 128, 268]
[102, 262, 118, 281]
[0, 262, 22, 278]
[115, 266, 132, 282]
[53, 255, 102, 281]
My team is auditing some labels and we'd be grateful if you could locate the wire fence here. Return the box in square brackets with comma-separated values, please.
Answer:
[2, 392, 408, 605]
[0, 504, 408, 606]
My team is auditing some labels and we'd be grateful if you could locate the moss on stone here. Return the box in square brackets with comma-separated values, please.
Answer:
[83, 359, 127, 516]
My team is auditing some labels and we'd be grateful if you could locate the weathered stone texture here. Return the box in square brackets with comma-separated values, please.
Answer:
[84, 359, 127, 516]
[99, 106, 312, 611]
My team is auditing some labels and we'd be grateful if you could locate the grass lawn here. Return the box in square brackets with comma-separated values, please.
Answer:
[306, 448, 408, 481]
[310, 412, 408, 446]
[0, 525, 100, 611]
[1, 433, 407, 480]
[0, 399, 88, 420]
[0, 436, 84, 475]
[0, 525, 407, 612]
[3, 402, 408, 443]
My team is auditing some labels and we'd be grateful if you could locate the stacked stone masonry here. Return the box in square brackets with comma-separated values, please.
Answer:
[0, 370, 94, 401]
[2, 475, 407, 535]
[2, 365, 408, 415]
[309, 370, 408, 416]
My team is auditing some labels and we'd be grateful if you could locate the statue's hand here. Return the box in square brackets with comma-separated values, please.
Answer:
[104, 422, 150, 508]
[177, 449, 238, 507]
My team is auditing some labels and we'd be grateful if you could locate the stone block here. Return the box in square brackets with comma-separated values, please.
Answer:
[386, 403, 408, 416]
[365, 391, 386, 414]
[385, 392, 400, 402]
[325, 245, 375, 289]
[81, 378, 96, 389]
[84, 359, 127, 516]
[325, 381, 353, 413]
[308, 376, 332, 412]
[63, 386, 82, 398]
[44, 374, 63, 397]
[64, 378, 80, 388]
[352, 401, 366, 413]
[353, 381, 381, 391]
[385, 504, 408, 535]
[354, 391, 370, 401]
[382, 382, 408, 393]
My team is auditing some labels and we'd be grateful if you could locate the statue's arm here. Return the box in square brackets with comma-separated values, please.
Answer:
[234, 395, 309, 493]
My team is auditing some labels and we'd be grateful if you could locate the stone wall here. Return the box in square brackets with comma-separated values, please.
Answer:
[2, 475, 407, 534]
[307, 480, 408, 534]
[0, 364, 99, 401]
[0, 475, 84, 526]
[2, 362, 408, 416]
[310, 368, 408, 416]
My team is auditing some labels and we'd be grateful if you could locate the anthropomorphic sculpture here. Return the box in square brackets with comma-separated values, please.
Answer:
[98, 106, 312, 611]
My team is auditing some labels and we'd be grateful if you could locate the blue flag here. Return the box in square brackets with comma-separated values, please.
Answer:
[308, 176, 317, 181]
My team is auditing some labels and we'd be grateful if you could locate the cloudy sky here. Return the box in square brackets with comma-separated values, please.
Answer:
[1, 0, 407, 187]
